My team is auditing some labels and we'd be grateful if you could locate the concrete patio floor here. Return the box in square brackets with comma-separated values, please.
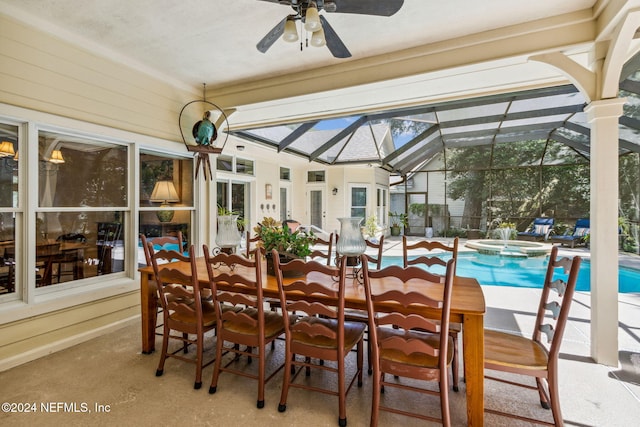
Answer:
[0, 238, 638, 426]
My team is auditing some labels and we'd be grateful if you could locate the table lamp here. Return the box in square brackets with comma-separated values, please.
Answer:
[150, 180, 180, 222]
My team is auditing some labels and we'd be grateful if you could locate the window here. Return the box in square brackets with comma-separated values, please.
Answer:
[280, 167, 290, 181]
[350, 186, 367, 218]
[235, 158, 254, 175]
[216, 155, 233, 172]
[376, 186, 388, 227]
[307, 170, 325, 182]
[37, 129, 128, 286]
[0, 122, 19, 296]
[139, 152, 194, 252]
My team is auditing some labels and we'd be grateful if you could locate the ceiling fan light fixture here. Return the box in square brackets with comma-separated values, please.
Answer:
[304, 2, 322, 32]
[282, 16, 299, 42]
[310, 27, 326, 47]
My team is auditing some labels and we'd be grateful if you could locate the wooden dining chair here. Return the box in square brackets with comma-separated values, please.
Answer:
[245, 231, 262, 259]
[140, 233, 188, 337]
[308, 232, 334, 265]
[361, 256, 456, 426]
[203, 246, 286, 409]
[484, 245, 581, 426]
[52, 233, 86, 283]
[273, 251, 365, 427]
[402, 236, 461, 391]
[149, 244, 217, 390]
[363, 235, 385, 270]
[344, 234, 385, 374]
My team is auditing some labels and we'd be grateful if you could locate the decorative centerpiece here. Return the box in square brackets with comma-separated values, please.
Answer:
[254, 217, 316, 276]
[336, 217, 366, 275]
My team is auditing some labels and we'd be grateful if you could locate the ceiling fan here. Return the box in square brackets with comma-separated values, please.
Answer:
[256, 0, 404, 58]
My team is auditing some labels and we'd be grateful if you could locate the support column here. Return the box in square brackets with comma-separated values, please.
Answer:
[585, 98, 625, 367]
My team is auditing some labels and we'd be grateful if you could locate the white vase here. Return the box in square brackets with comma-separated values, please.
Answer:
[216, 215, 241, 249]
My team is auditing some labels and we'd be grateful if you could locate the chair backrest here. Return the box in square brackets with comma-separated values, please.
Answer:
[273, 249, 348, 351]
[204, 245, 264, 330]
[533, 245, 581, 360]
[245, 231, 262, 258]
[531, 217, 554, 237]
[402, 236, 458, 277]
[361, 256, 456, 378]
[148, 244, 202, 321]
[572, 218, 590, 237]
[308, 232, 334, 265]
[363, 235, 384, 270]
[141, 232, 184, 265]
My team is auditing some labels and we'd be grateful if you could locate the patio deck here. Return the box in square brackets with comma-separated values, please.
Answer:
[0, 237, 638, 426]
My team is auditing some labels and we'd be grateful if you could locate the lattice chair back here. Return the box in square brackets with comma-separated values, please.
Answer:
[533, 245, 582, 359]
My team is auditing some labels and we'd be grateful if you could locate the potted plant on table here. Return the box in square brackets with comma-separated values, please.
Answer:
[254, 217, 316, 276]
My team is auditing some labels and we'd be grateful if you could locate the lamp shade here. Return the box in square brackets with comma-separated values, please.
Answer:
[282, 16, 299, 42]
[49, 149, 65, 164]
[0, 141, 15, 157]
[150, 181, 180, 204]
[304, 3, 322, 32]
[310, 27, 326, 47]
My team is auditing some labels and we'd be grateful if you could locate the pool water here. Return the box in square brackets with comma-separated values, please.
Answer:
[380, 254, 640, 293]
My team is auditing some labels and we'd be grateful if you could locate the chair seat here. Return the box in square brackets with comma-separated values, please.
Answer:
[292, 316, 366, 349]
[222, 307, 285, 339]
[378, 327, 454, 368]
[344, 308, 368, 321]
[169, 300, 217, 327]
[484, 329, 549, 370]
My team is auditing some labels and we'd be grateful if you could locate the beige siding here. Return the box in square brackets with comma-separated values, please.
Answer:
[0, 14, 195, 142]
[0, 15, 198, 371]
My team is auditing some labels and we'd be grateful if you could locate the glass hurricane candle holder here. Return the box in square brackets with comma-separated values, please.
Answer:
[336, 217, 366, 256]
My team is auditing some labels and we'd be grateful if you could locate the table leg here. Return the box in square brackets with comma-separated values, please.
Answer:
[140, 272, 157, 354]
[463, 313, 484, 426]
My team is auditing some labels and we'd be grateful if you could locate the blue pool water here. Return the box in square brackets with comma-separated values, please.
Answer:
[380, 254, 640, 293]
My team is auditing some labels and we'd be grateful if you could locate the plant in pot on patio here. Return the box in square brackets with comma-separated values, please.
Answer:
[254, 217, 316, 277]
[389, 212, 408, 236]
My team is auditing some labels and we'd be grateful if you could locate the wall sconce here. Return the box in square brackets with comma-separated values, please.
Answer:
[150, 180, 180, 222]
[236, 145, 245, 151]
[49, 149, 65, 164]
[332, 187, 338, 195]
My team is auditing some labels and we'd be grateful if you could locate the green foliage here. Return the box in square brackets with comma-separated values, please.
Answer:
[254, 217, 316, 258]
[388, 211, 408, 227]
[363, 214, 381, 240]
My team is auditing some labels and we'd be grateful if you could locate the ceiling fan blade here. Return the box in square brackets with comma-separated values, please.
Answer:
[320, 15, 351, 59]
[256, 17, 287, 53]
[330, 0, 404, 16]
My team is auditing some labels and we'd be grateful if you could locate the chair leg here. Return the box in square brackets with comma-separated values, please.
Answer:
[357, 339, 364, 387]
[450, 331, 459, 392]
[440, 373, 451, 427]
[279, 351, 292, 413]
[338, 356, 347, 427]
[155, 325, 170, 377]
[257, 344, 265, 408]
[535, 377, 551, 409]
[194, 331, 203, 390]
[548, 368, 564, 427]
[209, 334, 225, 394]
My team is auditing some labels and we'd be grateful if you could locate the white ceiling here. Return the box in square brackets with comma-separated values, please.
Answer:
[1, 0, 602, 127]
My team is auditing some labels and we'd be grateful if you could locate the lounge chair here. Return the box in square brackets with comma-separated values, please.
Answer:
[517, 217, 554, 241]
[550, 218, 590, 248]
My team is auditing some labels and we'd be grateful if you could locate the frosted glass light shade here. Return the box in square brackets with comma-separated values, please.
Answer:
[304, 3, 321, 32]
[282, 17, 299, 42]
[310, 28, 326, 47]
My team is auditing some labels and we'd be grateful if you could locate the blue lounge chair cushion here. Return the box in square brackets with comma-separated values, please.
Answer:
[517, 218, 554, 240]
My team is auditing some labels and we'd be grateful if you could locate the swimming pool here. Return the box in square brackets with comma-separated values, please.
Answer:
[380, 254, 640, 293]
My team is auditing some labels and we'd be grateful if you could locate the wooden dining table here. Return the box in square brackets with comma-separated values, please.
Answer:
[138, 258, 486, 426]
